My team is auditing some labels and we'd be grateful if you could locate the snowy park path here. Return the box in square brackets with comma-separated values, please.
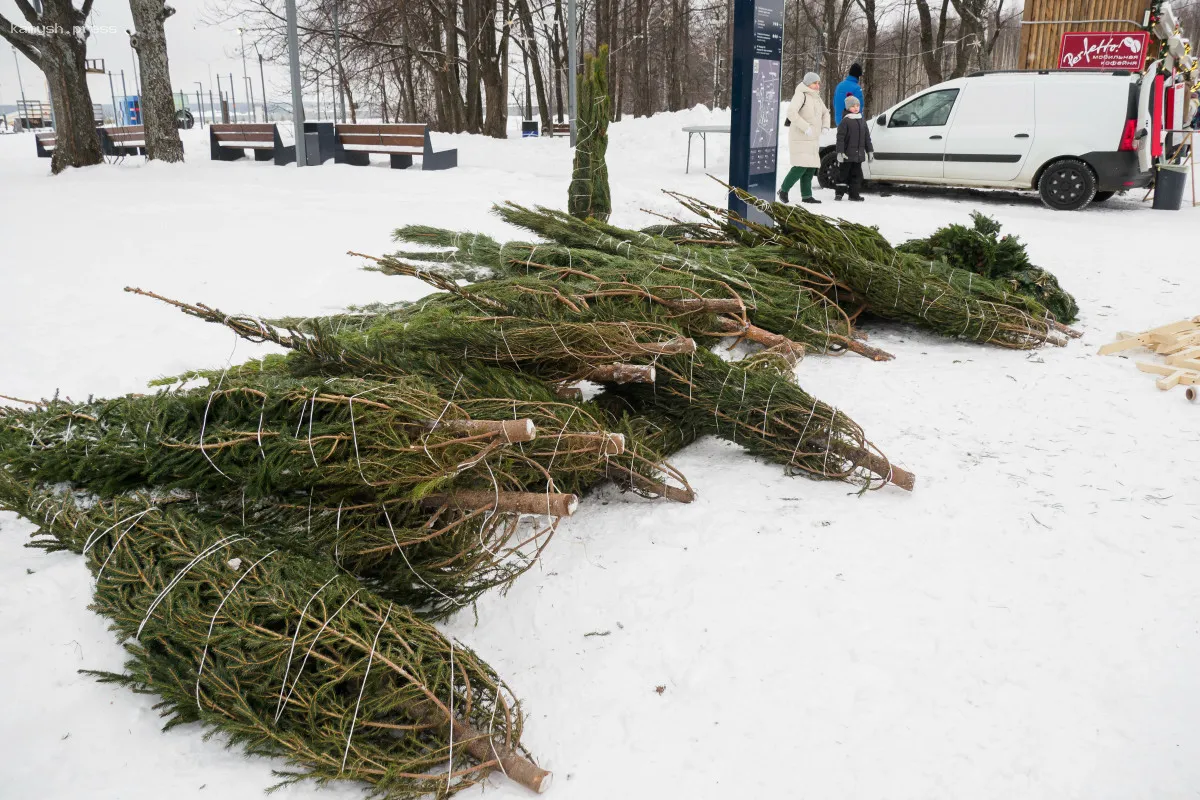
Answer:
[1, 114, 1198, 800]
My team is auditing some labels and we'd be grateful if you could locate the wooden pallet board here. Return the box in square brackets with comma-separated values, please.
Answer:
[1098, 316, 1200, 356]
[1102, 317, 1200, 392]
[1136, 361, 1200, 390]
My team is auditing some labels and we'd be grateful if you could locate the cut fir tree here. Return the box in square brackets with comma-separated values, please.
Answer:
[0, 476, 551, 797]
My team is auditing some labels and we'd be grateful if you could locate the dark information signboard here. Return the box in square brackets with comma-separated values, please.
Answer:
[729, 0, 785, 223]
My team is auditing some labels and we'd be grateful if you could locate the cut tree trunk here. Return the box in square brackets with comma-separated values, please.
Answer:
[422, 490, 580, 517]
[129, 0, 184, 163]
[585, 363, 656, 384]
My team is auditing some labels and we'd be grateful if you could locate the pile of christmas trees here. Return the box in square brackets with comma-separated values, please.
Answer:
[0, 192, 1079, 798]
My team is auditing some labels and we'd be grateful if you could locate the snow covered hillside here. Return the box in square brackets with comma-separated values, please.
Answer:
[1, 110, 1199, 800]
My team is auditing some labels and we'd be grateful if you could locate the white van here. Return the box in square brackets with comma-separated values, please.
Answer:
[817, 66, 1164, 210]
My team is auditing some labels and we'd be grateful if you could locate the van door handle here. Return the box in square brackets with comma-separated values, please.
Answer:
[1014, 133, 1030, 138]
[929, 135, 942, 140]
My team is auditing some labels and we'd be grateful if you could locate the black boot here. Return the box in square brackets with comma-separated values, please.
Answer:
[849, 195, 865, 202]
[802, 196, 822, 204]
[778, 189, 790, 204]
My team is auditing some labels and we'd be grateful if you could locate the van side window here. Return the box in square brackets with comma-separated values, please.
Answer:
[888, 89, 960, 128]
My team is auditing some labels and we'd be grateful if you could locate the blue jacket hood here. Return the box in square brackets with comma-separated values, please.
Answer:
[833, 75, 865, 124]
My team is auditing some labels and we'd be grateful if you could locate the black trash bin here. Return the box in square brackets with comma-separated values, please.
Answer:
[1152, 164, 1188, 211]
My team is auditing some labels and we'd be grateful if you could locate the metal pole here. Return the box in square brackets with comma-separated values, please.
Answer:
[333, 1, 347, 122]
[216, 74, 224, 122]
[195, 82, 205, 126]
[238, 28, 254, 122]
[286, 0, 307, 167]
[246, 77, 256, 124]
[316, 72, 322, 120]
[567, 0, 578, 146]
[14, 48, 28, 125]
[120, 70, 130, 125]
[108, 72, 118, 126]
[209, 90, 216, 125]
[229, 73, 237, 122]
[257, 49, 269, 121]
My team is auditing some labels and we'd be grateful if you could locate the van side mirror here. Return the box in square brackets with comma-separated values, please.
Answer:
[876, 113, 887, 126]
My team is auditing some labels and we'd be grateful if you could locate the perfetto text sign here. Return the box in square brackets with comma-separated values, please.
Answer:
[1058, 31, 1150, 70]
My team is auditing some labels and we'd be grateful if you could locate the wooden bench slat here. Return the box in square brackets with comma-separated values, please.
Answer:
[215, 131, 275, 143]
[211, 123, 276, 134]
[338, 123, 426, 136]
[338, 133, 425, 149]
[341, 147, 424, 156]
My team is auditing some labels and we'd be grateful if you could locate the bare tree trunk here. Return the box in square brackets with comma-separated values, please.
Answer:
[444, 0, 470, 131]
[632, 0, 651, 116]
[129, 0, 184, 162]
[956, 0, 1005, 71]
[913, 0, 944, 85]
[516, 0, 552, 132]
[342, 75, 358, 122]
[461, 0, 508, 137]
[802, 0, 855, 109]
[549, 15, 564, 121]
[856, 0, 878, 113]
[463, 0, 484, 131]
[1, 0, 104, 174]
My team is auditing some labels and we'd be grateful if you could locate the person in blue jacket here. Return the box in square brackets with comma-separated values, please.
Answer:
[833, 62, 865, 124]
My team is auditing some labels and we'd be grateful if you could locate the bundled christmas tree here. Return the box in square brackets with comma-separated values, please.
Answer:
[896, 211, 1079, 323]
[0, 378, 579, 617]
[665, 188, 1080, 349]
[0, 475, 550, 798]
[568, 46, 612, 222]
[389, 213, 888, 361]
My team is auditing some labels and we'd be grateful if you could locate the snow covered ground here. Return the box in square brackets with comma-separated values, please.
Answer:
[2, 110, 1199, 800]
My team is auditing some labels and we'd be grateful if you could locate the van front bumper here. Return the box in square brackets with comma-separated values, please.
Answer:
[1081, 151, 1154, 191]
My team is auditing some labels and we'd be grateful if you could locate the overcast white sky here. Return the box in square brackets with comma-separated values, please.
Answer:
[1, 2, 291, 109]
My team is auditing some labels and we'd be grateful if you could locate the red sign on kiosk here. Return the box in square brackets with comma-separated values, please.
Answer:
[1058, 31, 1150, 70]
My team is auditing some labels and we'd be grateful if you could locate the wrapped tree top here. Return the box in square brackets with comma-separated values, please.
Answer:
[896, 211, 1079, 324]
[568, 46, 612, 222]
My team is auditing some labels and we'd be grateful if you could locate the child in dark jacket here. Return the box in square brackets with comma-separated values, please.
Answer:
[835, 95, 873, 202]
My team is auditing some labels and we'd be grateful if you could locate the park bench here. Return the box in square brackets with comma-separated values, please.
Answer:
[551, 122, 571, 136]
[100, 125, 147, 156]
[332, 123, 457, 170]
[209, 123, 297, 166]
[34, 131, 56, 158]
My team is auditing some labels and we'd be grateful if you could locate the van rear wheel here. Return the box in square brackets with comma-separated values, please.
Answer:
[1039, 158, 1097, 211]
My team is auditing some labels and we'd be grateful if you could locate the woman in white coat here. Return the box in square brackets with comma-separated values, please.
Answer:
[779, 72, 831, 204]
